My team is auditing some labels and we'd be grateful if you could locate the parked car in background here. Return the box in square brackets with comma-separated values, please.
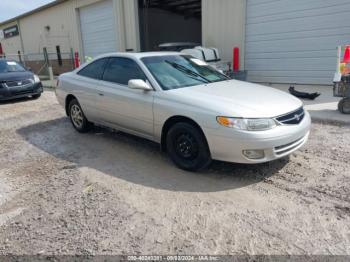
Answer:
[56, 52, 311, 171]
[0, 59, 43, 101]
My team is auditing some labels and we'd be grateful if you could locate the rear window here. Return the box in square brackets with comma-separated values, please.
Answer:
[78, 58, 108, 80]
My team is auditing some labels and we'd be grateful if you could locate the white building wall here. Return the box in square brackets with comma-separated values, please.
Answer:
[0, 0, 140, 61]
[19, 0, 79, 55]
[122, 0, 140, 52]
[202, 0, 246, 68]
[0, 21, 23, 57]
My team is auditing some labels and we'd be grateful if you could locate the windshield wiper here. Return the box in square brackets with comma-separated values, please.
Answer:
[165, 60, 212, 84]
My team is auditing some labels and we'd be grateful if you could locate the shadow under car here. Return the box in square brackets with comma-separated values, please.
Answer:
[17, 117, 289, 193]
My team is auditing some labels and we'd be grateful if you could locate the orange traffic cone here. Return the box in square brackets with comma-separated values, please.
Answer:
[343, 45, 350, 63]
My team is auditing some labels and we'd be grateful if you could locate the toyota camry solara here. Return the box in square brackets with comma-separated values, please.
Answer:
[56, 52, 311, 171]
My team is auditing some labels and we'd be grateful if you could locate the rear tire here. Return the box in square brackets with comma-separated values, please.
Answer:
[338, 98, 350, 114]
[68, 99, 91, 133]
[166, 122, 212, 171]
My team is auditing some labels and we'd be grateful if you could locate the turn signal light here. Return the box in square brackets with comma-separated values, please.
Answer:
[217, 116, 232, 127]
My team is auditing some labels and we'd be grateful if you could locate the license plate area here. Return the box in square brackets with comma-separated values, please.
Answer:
[9, 84, 34, 95]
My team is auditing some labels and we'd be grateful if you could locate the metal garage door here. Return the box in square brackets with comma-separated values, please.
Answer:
[245, 0, 350, 85]
[79, 0, 117, 60]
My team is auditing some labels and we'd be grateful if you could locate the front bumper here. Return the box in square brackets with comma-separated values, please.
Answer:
[0, 82, 43, 101]
[204, 111, 311, 164]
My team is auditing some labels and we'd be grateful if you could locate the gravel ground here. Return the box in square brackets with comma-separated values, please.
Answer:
[0, 91, 349, 255]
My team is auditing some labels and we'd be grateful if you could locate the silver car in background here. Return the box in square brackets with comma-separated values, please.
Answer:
[56, 52, 311, 171]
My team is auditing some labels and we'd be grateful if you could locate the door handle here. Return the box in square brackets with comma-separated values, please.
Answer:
[98, 93, 104, 96]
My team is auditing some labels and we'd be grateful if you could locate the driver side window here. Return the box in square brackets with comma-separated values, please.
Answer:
[102, 57, 146, 85]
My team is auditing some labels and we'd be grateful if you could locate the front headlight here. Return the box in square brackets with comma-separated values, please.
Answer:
[34, 75, 41, 83]
[217, 117, 277, 131]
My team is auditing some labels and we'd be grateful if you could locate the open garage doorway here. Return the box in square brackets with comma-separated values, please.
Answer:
[138, 0, 202, 51]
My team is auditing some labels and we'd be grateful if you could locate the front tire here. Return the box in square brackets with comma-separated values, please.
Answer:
[166, 122, 212, 171]
[68, 99, 91, 133]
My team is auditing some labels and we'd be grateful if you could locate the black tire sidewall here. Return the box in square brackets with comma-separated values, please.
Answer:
[32, 94, 41, 99]
[339, 98, 350, 114]
[68, 99, 90, 132]
[166, 122, 211, 171]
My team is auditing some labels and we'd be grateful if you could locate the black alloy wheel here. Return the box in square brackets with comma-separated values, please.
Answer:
[166, 122, 211, 171]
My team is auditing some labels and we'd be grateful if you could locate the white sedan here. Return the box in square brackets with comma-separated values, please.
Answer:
[56, 52, 311, 171]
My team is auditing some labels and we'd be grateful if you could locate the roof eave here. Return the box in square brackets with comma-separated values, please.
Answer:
[0, 0, 68, 27]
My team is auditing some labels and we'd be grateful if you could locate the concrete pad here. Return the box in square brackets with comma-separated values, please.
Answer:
[42, 79, 57, 89]
[266, 84, 350, 125]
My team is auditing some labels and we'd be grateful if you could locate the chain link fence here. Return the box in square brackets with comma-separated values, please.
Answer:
[0, 49, 75, 78]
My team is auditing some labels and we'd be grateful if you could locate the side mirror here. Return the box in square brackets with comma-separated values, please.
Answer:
[128, 79, 152, 91]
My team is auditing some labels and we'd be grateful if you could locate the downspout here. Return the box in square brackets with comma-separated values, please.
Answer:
[121, 0, 127, 51]
[242, 0, 247, 71]
[17, 19, 26, 66]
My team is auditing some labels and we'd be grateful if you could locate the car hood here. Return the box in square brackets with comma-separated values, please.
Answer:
[167, 80, 303, 118]
[0, 71, 34, 82]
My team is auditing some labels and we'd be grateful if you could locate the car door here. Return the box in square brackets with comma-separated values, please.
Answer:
[74, 58, 108, 122]
[97, 57, 154, 139]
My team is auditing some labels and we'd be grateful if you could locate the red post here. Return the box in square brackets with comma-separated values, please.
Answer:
[74, 52, 80, 68]
[233, 47, 240, 72]
[343, 45, 350, 63]
[0, 43, 3, 56]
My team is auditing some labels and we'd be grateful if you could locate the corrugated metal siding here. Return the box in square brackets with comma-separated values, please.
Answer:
[79, 0, 117, 58]
[245, 0, 350, 85]
[202, 0, 246, 66]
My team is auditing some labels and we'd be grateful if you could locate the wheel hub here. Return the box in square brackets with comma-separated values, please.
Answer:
[175, 133, 198, 159]
[71, 105, 83, 128]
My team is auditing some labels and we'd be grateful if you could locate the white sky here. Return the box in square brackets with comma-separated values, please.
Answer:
[0, 0, 55, 23]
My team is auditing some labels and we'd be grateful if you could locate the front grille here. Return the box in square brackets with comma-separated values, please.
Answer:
[275, 107, 304, 125]
[274, 136, 305, 156]
[5, 79, 33, 88]
[13, 89, 33, 95]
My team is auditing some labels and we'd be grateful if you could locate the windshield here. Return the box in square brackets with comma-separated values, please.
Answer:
[0, 60, 26, 73]
[141, 55, 229, 90]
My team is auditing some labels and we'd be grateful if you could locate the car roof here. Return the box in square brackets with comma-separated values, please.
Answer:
[94, 51, 182, 60]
